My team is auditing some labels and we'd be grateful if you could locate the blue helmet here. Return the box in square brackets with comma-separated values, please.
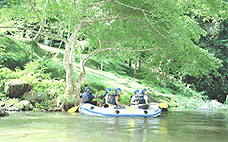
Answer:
[141, 88, 147, 94]
[134, 90, 139, 94]
[106, 88, 111, 92]
[85, 86, 90, 91]
[115, 88, 121, 93]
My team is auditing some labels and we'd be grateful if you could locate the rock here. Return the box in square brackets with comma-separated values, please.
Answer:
[18, 100, 33, 111]
[4, 80, 32, 98]
[0, 107, 5, 116]
[5, 101, 24, 111]
[211, 100, 223, 107]
[22, 91, 48, 103]
[0, 102, 5, 107]
[4, 98, 20, 109]
[5, 106, 22, 111]
[0, 107, 9, 117]
[5, 100, 33, 111]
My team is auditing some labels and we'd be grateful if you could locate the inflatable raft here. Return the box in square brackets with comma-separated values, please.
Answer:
[79, 103, 162, 117]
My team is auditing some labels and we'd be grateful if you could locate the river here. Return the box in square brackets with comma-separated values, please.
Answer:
[0, 110, 228, 142]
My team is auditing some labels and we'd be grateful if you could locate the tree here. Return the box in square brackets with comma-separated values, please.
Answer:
[1, 0, 227, 109]
[185, 19, 228, 103]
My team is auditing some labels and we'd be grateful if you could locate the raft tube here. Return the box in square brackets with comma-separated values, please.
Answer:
[79, 103, 162, 117]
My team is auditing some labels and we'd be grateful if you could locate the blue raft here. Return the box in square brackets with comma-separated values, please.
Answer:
[79, 103, 162, 117]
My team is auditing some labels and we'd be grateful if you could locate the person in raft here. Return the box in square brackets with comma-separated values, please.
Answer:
[130, 90, 140, 105]
[102, 88, 111, 108]
[139, 88, 149, 105]
[79, 86, 101, 107]
[108, 88, 125, 108]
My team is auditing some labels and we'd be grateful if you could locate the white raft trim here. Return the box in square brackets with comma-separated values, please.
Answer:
[79, 103, 162, 117]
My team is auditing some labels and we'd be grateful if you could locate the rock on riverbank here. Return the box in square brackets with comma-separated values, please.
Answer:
[0, 107, 9, 117]
[4, 80, 32, 98]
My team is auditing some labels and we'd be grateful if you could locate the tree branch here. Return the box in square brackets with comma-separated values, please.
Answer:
[83, 47, 163, 64]
[71, 0, 77, 10]
[114, 1, 152, 14]
[142, 11, 170, 41]
[27, 0, 43, 30]
[0, 26, 68, 42]
[87, 28, 102, 49]
[84, 15, 142, 24]
[115, 1, 173, 43]
[27, 0, 69, 43]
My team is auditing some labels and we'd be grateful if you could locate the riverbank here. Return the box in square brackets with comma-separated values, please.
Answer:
[1, 36, 228, 113]
[0, 96, 227, 114]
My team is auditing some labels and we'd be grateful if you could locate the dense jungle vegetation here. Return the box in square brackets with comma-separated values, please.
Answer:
[0, 0, 228, 111]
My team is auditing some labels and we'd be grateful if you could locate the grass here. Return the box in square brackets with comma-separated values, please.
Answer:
[39, 43, 144, 92]
[39, 44, 201, 107]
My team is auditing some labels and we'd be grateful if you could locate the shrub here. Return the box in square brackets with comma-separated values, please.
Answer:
[0, 34, 31, 70]
[40, 59, 66, 79]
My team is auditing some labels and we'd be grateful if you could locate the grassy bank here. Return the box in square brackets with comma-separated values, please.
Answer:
[1, 36, 228, 111]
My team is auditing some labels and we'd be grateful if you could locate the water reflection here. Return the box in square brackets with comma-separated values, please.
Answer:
[127, 118, 148, 142]
[108, 111, 228, 142]
[109, 117, 169, 142]
[1, 111, 228, 142]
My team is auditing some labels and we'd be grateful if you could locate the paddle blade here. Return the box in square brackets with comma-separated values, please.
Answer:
[68, 106, 79, 113]
[129, 106, 136, 112]
[158, 103, 168, 109]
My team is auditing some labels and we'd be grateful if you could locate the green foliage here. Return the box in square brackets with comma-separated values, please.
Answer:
[185, 20, 228, 103]
[169, 81, 202, 97]
[0, 34, 31, 70]
[1, 61, 66, 101]
[40, 59, 66, 79]
[0, 67, 16, 93]
[19, 61, 66, 98]
[3, 98, 21, 108]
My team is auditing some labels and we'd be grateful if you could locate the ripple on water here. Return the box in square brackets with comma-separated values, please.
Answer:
[0, 111, 228, 142]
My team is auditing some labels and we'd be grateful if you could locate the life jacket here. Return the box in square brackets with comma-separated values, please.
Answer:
[102, 93, 107, 105]
[138, 94, 146, 104]
[81, 92, 93, 103]
[131, 95, 139, 105]
[108, 93, 119, 105]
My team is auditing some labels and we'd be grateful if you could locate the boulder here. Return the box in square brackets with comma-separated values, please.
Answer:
[5, 106, 23, 111]
[0, 107, 9, 117]
[0, 102, 5, 107]
[22, 91, 48, 103]
[18, 100, 33, 111]
[211, 100, 223, 107]
[4, 80, 32, 98]
[5, 100, 33, 111]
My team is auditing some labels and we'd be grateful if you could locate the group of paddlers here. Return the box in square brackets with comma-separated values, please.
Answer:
[79, 86, 150, 109]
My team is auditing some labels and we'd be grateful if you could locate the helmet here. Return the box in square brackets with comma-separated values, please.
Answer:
[106, 88, 111, 92]
[134, 90, 139, 94]
[115, 88, 121, 93]
[141, 88, 147, 94]
[85, 86, 90, 91]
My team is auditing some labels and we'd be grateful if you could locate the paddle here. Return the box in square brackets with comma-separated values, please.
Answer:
[157, 103, 169, 109]
[147, 95, 169, 109]
[68, 106, 79, 113]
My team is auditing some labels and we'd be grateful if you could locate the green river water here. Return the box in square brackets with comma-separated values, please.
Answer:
[0, 110, 228, 142]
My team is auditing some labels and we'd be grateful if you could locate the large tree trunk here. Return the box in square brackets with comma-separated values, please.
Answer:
[74, 59, 86, 105]
[55, 21, 83, 110]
